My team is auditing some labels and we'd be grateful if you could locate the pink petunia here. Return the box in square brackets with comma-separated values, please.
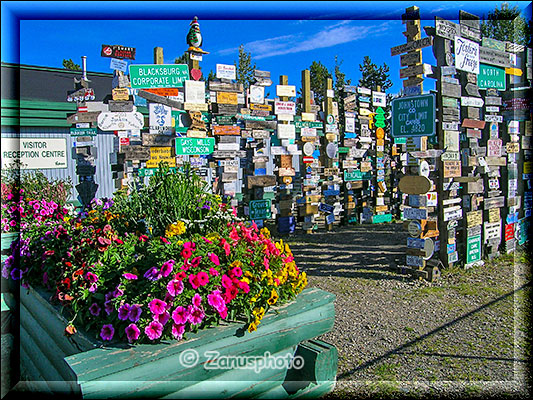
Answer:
[172, 306, 190, 325]
[207, 290, 225, 312]
[167, 279, 184, 297]
[125, 323, 140, 343]
[158, 311, 171, 326]
[221, 274, 233, 289]
[192, 293, 202, 307]
[208, 267, 219, 277]
[171, 323, 186, 340]
[196, 271, 209, 287]
[122, 273, 138, 280]
[160, 259, 175, 277]
[145, 320, 163, 340]
[238, 280, 250, 294]
[231, 266, 243, 278]
[188, 274, 200, 290]
[149, 298, 167, 315]
[187, 305, 205, 325]
[208, 252, 220, 266]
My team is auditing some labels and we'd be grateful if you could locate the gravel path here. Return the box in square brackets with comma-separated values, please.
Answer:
[285, 223, 531, 399]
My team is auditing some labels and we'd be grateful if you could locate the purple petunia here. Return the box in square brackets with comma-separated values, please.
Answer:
[122, 273, 138, 280]
[118, 303, 131, 320]
[89, 303, 101, 317]
[104, 300, 114, 315]
[157, 311, 171, 326]
[128, 304, 142, 322]
[160, 259, 175, 278]
[144, 267, 162, 281]
[100, 324, 115, 341]
[125, 323, 140, 343]
[167, 279, 184, 297]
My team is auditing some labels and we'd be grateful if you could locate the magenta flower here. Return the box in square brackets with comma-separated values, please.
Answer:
[231, 266, 243, 278]
[207, 290, 225, 312]
[128, 304, 142, 322]
[161, 259, 175, 277]
[167, 279, 184, 297]
[188, 305, 205, 326]
[221, 274, 233, 289]
[125, 323, 140, 343]
[208, 267, 219, 277]
[122, 273, 138, 280]
[238, 281, 250, 294]
[100, 324, 115, 341]
[197, 271, 209, 287]
[144, 267, 162, 281]
[172, 323, 186, 340]
[145, 320, 163, 340]
[89, 303, 101, 316]
[149, 298, 167, 315]
[188, 274, 200, 290]
[172, 306, 190, 325]
[118, 303, 131, 320]
[104, 300, 114, 315]
[192, 293, 202, 307]
[208, 252, 220, 266]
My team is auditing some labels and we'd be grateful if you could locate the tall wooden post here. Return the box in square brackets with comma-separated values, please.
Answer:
[301, 69, 316, 234]
[301, 70, 311, 113]
[154, 47, 164, 64]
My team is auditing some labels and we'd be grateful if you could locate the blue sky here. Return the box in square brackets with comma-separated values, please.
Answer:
[2, 1, 531, 96]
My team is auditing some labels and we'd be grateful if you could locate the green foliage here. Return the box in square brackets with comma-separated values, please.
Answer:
[481, 2, 531, 45]
[309, 60, 332, 108]
[174, 52, 189, 65]
[234, 44, 256, 90]
[62, 58, 81, 71]
[358, 55, 392, 92]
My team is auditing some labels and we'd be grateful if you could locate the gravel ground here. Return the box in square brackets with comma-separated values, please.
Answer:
[285, 223, 532, 399]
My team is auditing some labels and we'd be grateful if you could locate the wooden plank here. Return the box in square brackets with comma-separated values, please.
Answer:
[208, 81, 244, 92]
[398, 175, 432, 195]
[391, 36, 433, 56]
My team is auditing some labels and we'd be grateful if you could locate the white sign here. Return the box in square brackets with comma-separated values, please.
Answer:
[461, 96, 484, 107]
[249, 85, 265, 104]
[216, 64, 236, 80]
[455, 36, 480, 74]
[274, 101, 296, 115]
[184, 80, 206, 104]
[277, 124, 296, 140]
[110, 58, 128, 72]
[484, 221, 501, 242]
[345, 116, 355, 133]
[97, 111, 144, 131]
[1, 138, 67, 169]
[276, 85, 296, 97]
[149, 103, 172, 134]
[372, 92, 387, 107]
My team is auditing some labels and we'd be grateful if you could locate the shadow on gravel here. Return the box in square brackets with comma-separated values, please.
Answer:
[337, 283, 531, 380]
[285, 224, 408, 282]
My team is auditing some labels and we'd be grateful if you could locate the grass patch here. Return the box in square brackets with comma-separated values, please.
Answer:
[373, 362, 400, 380]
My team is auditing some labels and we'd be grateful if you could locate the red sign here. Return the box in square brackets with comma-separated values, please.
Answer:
[144, 88, 181, 97]
[303, 156, 314, 163]
[101, 44, 136, 60]
[505, 224, 514, 242]
[119, 137, 130, 146]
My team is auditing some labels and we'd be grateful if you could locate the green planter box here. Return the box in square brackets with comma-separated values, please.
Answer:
[13, 285, 337, 399]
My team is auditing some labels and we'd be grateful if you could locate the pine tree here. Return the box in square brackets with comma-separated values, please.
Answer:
[481, 2, 530, 46]
[234, 44, 256, 90]
[174, 52, 189, 64]
[358, 56, 392, 92]
[62, 59, 81, 71]
[309, 60, 332, 108]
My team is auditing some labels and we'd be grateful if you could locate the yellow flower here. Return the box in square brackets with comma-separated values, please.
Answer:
[260, 227, 271, 238]
[252, 306, 265, 320]
[165, 221, 186, 237]
[230, 260, 242, 269]
[267, 288, 278, 305]
[241, 277, 250, 285]
[248, 320, 258, 333]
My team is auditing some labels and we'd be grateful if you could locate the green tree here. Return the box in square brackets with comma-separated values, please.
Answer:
[309, 60, 332, 108]
[174, 52, 189, 64]
[206, 70, 217, 82]
[481, 2, 530, 46]
[358, 56, 392, 92]
[234, 44, 256, 90]
[333, 55, 351, 104]
[62, 59, 80, 71]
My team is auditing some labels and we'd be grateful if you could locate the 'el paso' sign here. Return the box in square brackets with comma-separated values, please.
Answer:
[129, 64, 190, 89]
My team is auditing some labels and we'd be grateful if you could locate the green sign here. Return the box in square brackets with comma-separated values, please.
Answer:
[394, 137, 407, 144]
[372, 214, 392, 224]
[70, 128, 97, 137]
[344, 170, 372, 181]
[478, 64, 506, 91]
[294, 120, 323, 129]
[391, 94, 436, 137]
[129, 64, 189, 89]
[249, 199, 272, 220]
[466, 235, 482, 264]
[518, 217, 529, 246]
[175, 137, 214, 155]
[139, 167, 179, 177]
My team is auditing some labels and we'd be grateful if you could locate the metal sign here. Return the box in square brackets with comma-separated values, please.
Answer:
[175, 137, 214, 155]
[1, 137, 67, 169]
[478, 64, 506, 90]
[249, 199, 272, 220]
[391, 94, 436, 137]
[129, 64, 190, 88]
[101, 44, 136, 60]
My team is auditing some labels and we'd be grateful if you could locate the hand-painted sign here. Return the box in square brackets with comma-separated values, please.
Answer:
[149, 103, 172, 134]
[101, 44, 136, 60]
[129, 64, 189, 88]
[97, 112, 144, 131]
[391, 94, 435, 137]
[399, 175, 432, 195]
[274, 101, 296, 115]
[276, 85, 296, 97]
[175, 137, 214, 155]
[390, 36, 432, 56]
[249, 199, 272, 220]
[455, 36, 479, 74]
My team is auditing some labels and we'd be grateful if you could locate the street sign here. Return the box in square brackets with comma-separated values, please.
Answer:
[478, 64, 506, 90]
[391, 94, 436, 137]
[129, 64, 190, 88]
[175, 137, 215, 155]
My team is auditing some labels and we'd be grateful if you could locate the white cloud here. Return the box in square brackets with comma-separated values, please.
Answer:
[216, 20, 393, 60]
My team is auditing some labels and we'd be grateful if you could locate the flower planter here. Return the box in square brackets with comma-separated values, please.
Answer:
[15, 285, 337, 398]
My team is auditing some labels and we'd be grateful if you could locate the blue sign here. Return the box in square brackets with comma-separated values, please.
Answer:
[318, 203, 335, 213]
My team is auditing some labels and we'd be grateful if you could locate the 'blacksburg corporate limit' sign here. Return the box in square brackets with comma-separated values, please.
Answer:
[129, 64, 190, 89]
[391, 94, 436, 137]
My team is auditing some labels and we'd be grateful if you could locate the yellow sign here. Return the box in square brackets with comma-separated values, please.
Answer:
[216, 92, 238, 105]
[376, 127, 385, 139]
[488, 208, 500, 223]
[146, 147, 176, 168]
[505, 67, 522, 76]
[112, 88, 129, 101]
